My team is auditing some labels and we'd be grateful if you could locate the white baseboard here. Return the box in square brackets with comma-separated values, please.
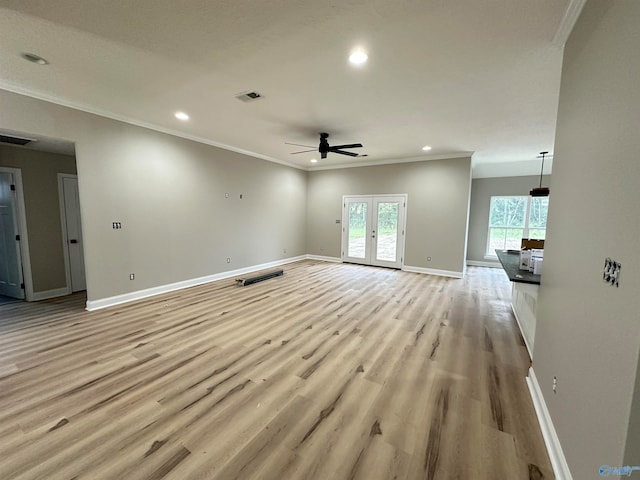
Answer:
[86, 255, 307, 311]
[32, 287, 70, 301]
[86, 255, 465, 311]
[466, 260, 501, 268]
[306, 255, 342, 263]
[402, 265, 464, 279]
[526, 367, 573, 480]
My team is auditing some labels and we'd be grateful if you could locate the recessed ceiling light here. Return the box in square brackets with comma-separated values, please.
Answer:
[175, 111, 189, 121]
[349, 50, 368, 65]
[21, 53, 48, 65]
[310, 159, 318, 164]
[422, 145, 432, 151]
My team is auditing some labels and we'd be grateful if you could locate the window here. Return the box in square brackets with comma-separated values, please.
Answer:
[486, 196, 549, 255]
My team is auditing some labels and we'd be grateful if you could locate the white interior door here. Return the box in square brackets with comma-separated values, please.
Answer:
[342, 195, 407, 269]
[0, 171, 25, 299]
[60, 175, 86, 292]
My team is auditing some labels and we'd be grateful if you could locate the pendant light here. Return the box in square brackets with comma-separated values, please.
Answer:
[530, 151, 550, 197]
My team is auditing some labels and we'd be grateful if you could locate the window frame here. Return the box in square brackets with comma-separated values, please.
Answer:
[485, 195, 548, 257]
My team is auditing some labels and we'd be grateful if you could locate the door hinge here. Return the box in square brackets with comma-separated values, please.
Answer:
[15, 234, 20, 241]
[10, 184, 16, 191]
[20, 283, 25, 289]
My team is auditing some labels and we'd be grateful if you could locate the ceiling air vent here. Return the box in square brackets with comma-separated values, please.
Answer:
[235, 91, 263, 102]
[0, 134, 34, 146]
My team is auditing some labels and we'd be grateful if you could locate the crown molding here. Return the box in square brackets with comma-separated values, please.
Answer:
[0, 82, 306, 171]
[0, 83, 475, 173]
[552, 0, 587, 48]
[308, 152, 474, 171]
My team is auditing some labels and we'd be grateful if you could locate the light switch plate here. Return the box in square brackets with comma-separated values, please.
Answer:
[603, 258, 621, 287]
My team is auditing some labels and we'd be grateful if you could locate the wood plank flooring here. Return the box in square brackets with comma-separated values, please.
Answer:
[0, 261, 553, 479]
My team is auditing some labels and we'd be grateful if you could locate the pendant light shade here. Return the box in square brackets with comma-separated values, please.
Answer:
[530, 151, 550, 197]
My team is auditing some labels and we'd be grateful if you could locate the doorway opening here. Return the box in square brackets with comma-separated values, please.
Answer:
[0, 129, 81, 301]
[341, 194, 407, 269]
[0, 167, 28, 300]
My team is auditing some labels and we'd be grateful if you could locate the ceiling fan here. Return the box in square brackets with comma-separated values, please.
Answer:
[287, 132, 366, 159]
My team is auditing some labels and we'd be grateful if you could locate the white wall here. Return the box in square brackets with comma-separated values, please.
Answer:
[534, 2, 640, 478]
[0, 89, 308, 303]
[307, 158, 472, 275]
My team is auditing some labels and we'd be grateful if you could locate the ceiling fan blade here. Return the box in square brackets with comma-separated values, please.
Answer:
[330, 143, 363, 150]
[285, 142, 316, 148]
[332, 149, 360, 157]
[290, 149, 318, 154]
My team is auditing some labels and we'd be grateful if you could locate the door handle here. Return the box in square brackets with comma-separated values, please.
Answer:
[69, 239, 78, 244]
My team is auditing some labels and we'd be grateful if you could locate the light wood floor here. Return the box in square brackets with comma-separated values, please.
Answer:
[0, 261, 553, 480]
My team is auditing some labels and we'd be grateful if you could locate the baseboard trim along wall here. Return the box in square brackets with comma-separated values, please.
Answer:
[86, 256, 466, 310]
[466, 260, 501, 268]
[32, 287, 71, 301]
[86, 255, 307, 311]
[526, 367, 573, 480]
[402, 265, 464, 278]
[306, 255, 342, 263]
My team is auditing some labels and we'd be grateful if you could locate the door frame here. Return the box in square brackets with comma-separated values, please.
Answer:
[0, 166, 34, 301]
[341, 194, 408, 268]
[58, 173, 86, 295]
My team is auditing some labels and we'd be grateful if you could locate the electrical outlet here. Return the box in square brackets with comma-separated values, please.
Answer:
[112, 222, 122, 229]
[552, 376, 557, 394]
[129, 273, 135, 280]
[226, 257, 231, 263]
[225, 193, 229, 198]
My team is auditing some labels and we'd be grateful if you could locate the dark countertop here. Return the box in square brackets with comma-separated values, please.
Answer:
[495, 250, 541, 285]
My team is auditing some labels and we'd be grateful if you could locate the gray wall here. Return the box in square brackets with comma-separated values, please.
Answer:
[0, 145, 77, 292]
[0, 90, 308, 302]
[534, 2, 640, 478]
[467, 175, 551, 264]
[307, 158, 472, 274]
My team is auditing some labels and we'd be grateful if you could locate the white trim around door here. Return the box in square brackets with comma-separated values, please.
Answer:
[341, 194, 407, 269]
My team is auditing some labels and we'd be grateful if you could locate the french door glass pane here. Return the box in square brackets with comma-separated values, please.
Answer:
[376, 202, 398, 261]
[348, 202, 367, 258]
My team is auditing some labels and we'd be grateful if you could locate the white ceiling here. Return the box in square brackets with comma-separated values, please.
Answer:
[0, 1, 579, 176]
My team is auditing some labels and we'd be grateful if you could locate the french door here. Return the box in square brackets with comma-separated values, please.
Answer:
[341, 195, 407, 269]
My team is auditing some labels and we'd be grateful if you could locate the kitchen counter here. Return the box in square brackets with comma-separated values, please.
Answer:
[495, 249, 540, 358]
[495, 250, 541, 285]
